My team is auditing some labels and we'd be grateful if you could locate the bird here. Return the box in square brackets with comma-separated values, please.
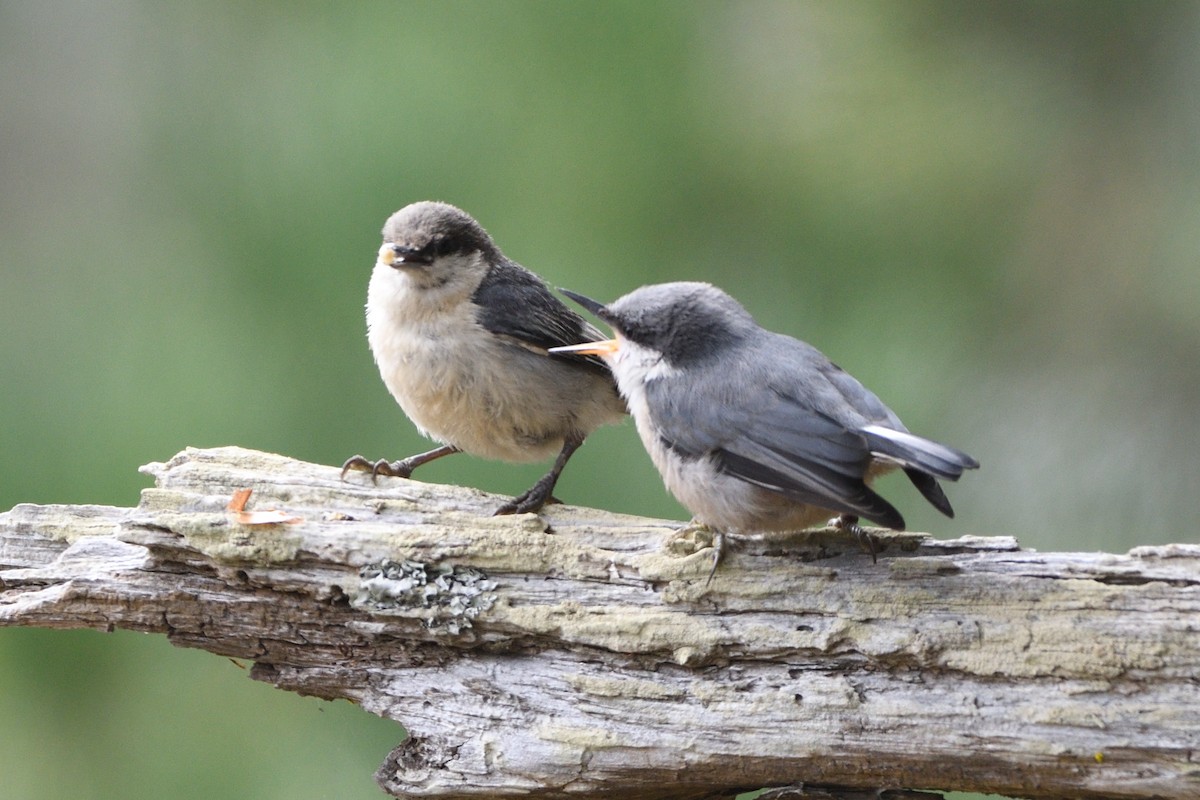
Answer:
[550, 281, 978, 574]
[341, 201, 625, 515]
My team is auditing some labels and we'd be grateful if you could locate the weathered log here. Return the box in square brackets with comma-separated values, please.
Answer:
[1, 446, 1197, 799]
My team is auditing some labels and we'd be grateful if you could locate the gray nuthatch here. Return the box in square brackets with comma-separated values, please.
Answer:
[342, 201, 625, 514]
[552, 281, 978, 566]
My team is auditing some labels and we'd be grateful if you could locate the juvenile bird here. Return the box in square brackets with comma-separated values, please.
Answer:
[552, 281, 978, 570]
[342, 201, 625, 514]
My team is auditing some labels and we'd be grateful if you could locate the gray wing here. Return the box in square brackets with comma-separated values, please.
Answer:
[472, 259, 613, 378]
[646, 343, 906, 528]
[777, 335, 903, 429]
[753, 334, 977, 518]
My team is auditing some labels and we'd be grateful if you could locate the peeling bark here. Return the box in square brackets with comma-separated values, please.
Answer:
[1, 446, 1197, 799]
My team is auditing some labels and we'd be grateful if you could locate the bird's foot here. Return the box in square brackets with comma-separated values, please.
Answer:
[830, 514, 877, 563]
[666, 520, 726, 585]
[705, 529, 726, 586]
[494, 478, 557, 516]
[341, 444, 459, 484]
[495, 437, 580, 516]
[339, 455, 415, 483]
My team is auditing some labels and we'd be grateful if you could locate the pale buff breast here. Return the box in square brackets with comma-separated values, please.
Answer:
[366, 263, 622, 463]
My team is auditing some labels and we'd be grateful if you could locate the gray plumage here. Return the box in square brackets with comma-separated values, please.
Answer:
[342, 201, 625, 514]
[557, 282, 978, 536]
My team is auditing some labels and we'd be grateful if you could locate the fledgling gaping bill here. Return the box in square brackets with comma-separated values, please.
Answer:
[341, 201, 625, 514]
[551, 282, 978, 569]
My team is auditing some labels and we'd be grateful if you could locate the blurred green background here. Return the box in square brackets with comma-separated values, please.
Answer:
[3, 1, 1197, 798]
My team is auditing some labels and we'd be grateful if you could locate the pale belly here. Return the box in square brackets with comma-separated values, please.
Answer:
[370, 309, 621, 463]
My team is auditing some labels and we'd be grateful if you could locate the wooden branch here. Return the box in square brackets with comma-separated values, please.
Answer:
[2, 446, 1197, 800]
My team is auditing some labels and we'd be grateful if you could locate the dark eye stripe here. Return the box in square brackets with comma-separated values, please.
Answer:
[433, 236, 461, 258]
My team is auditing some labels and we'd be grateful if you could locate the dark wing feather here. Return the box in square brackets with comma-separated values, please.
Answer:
[863, 426, 979, 519]
[472, 259, 613, 378]
[646, 362, 906, 529]
[773, 335, 978, 521]
[715, 438, 905, 529]
[904, 468, 954, 517]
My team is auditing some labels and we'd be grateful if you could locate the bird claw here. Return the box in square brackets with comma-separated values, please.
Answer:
[666, 521, 725, 585]
[705, 529, 725, 587]
[339, 455, 414, 483]
[830, 514, 878, 563]
[494, 481, 556, 516]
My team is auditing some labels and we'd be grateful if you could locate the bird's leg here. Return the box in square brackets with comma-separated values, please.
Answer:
[830, 514, 878, 563]
[664, 519, 725, 585]
[706, 528, 726, 586]
[494, 435, 583, 515]
[340, 444, 461, 483]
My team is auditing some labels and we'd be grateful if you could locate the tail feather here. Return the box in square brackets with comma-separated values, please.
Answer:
[861, 425, 979, 479]
[862, 425, 979, 520]
[904, 468, 955, 518]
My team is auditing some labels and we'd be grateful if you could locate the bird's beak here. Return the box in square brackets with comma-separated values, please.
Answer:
[558, 288, 609, 320]
[554, 288, 619, 356]
[378, 243, 402, 268]
[378, 243, 430, 269]
[549, 339, 620, 357]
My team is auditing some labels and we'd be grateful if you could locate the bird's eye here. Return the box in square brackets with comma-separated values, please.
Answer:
[433, 236, 460, 258]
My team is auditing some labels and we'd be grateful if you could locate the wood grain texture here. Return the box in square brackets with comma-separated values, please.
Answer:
[2, 446, 1197, 799]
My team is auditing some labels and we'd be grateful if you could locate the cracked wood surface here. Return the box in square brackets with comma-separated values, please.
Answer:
[1, 446, 1197, 799]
